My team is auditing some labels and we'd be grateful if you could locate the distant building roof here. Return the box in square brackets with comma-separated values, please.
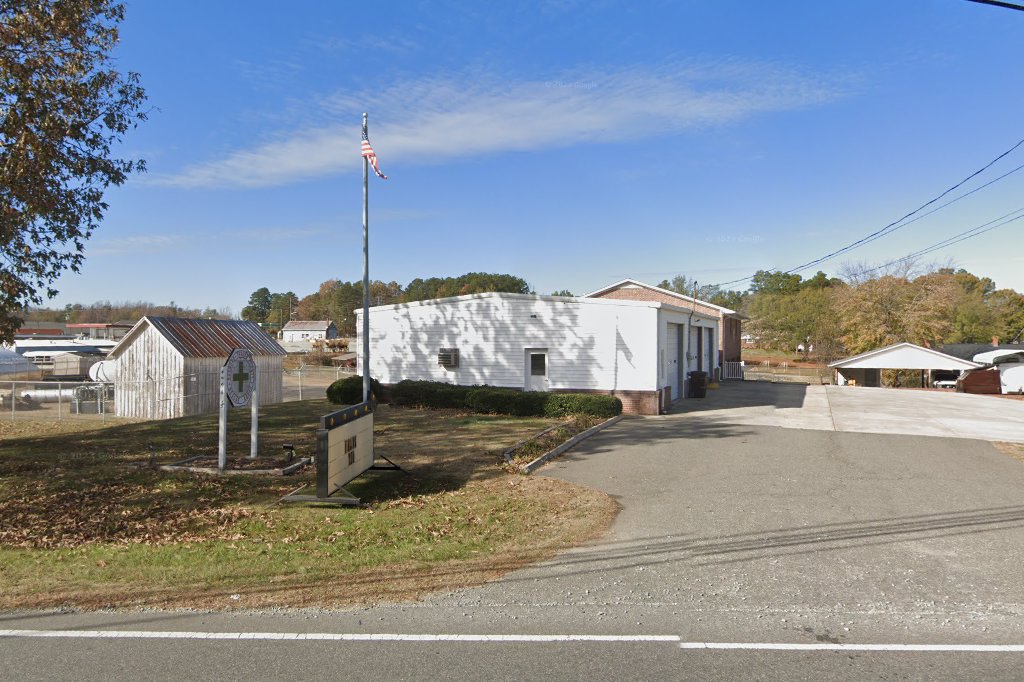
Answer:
[66, 323, 134, 329]
[973, 348, 1024, 365]
[585, 278, 746, 319]
[938, 343, 1024, 362]
[110, 317, 286, 359]
[282, 320, 334, 332]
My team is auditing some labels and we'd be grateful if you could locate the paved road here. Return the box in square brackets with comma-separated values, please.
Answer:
[4, 382, 1024, 679]
[670, 380, 1024, 442]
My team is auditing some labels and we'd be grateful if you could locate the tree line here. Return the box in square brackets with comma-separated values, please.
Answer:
[243, 273, 531, 336]
[25, 301, 233, 325]
[697, 266, 1024, 359]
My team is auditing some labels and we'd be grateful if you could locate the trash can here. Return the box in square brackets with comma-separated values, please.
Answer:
[688, 370, 708, 398]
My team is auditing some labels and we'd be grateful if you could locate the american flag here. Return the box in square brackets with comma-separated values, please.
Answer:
[361, 130, 388, 180]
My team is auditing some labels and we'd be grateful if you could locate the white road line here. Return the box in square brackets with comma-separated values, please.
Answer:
[1, 630, 1022, 652]
[0, 630, 679, 643]
[680, 642, 1024, 653]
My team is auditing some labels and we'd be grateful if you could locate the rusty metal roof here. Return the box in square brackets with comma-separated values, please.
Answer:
[111, 317, 287, 359]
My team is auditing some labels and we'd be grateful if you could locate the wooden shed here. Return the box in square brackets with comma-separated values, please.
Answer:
[108, 316, 287, 419]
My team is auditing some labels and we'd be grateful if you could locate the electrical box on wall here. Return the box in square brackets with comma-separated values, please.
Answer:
[438, 348, 459, 368]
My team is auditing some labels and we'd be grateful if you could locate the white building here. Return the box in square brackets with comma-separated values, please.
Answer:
[108, 317, 287, 419]
[280, 320, 338, 343]
[356, 293, 720, 414]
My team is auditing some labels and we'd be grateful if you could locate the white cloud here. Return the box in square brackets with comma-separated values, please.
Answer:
[155, 61, 847, 189]
[88, 234, 183, 255]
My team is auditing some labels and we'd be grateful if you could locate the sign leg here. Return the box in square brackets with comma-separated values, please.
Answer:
[218, 366, 228, 471]
[250, 369, 259, 459]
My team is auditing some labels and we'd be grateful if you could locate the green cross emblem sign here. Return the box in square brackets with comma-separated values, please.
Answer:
[224, 348, 256, 407]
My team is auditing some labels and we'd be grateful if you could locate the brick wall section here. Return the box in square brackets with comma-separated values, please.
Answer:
[590, 287, 743, 363]
[556, 387, 662, 415]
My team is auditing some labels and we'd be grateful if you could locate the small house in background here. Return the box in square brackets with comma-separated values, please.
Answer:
[356, 292, 721, 415]
[828, 342, 982, 387]
[938, 339, 1024, 395]
[585, 279, 746, 366]
[280, 320, 338, 343]
[107, 317, 286, 419]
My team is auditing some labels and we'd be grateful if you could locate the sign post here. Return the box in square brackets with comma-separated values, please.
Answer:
[218, 348, 258, 471]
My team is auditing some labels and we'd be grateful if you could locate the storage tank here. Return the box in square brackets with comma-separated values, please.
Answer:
[89, 359, 115, 382]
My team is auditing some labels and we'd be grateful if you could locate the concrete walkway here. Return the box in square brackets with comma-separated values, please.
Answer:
[668, 381, 1024, 443]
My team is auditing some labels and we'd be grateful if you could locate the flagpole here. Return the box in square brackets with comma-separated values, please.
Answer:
[361, 112, 371, 404]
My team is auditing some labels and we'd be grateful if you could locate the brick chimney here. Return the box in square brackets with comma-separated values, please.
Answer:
[993, 336, 1000, 347]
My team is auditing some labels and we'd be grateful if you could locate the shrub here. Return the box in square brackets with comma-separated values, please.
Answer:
[465, 387, 548, 416]
[543, 393, 622, 418]
[326, 375, 383, 405]
[371, 379, 623, 418]
[390, 380, 472, 409]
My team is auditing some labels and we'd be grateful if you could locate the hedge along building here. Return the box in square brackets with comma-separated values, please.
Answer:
[107, 316, 287, 419]
[355, 292, 720, 415]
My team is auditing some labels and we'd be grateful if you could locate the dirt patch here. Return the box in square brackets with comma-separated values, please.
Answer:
[995, 441, 1024, 463]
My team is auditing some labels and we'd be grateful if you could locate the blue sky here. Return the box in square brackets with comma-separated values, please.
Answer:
[51, 0, 1024, 314]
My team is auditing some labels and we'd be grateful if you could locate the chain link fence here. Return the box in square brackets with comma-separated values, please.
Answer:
[2, 365, 356, 422]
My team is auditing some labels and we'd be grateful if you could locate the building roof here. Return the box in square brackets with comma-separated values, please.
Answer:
[354, 291, 720, 322]
[584, 278, 745, 318]
[110, 317, 286, 359]
[973, 348, 1024, 365]
[939, 343, 1024, 361]
[829, 342, 982, 371]
[282, 320, 334, 331]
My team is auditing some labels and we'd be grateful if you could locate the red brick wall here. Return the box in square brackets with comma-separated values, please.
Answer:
[552, 387, 662, 415]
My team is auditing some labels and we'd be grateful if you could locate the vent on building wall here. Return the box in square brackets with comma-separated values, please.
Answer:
[438, 348, 459, 368]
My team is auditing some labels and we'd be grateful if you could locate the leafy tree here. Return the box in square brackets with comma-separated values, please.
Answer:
[241, 287, 272, 323]
[657, 274, 722, 301]
[749, 270, 803, 296]
[708, 290, 746, 310]
[800, 271, 842, 290]
[296, 279, 401, 336]
[402, 272, 529, 302]
[1, 0, 147, 343]
[550, 289, 574, 297]
[267, 291, 297, 328]
[988, 288, 1024, 343]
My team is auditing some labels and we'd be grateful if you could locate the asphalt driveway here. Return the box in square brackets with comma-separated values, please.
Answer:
[669, 381, 1024, 443]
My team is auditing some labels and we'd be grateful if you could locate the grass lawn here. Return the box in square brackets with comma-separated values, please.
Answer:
[0, 401, 617, 610]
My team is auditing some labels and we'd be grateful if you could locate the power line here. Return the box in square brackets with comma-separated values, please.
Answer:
[711, 136, 1024, 289]
[780, 137, 1024, 275]
[840, 207, 1024, 280]
[965, 0, 1024, 11]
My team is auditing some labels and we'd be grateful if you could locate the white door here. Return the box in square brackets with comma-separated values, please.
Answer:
[525, 349, 549, 392]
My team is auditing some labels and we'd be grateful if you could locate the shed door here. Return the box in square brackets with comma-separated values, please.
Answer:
[525, 349, 549, 392]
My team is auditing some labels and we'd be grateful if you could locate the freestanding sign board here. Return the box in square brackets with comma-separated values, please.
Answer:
[224, 348, 256, 408]
[218, 348, 260, 470]
[316, 401, 375, 499]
